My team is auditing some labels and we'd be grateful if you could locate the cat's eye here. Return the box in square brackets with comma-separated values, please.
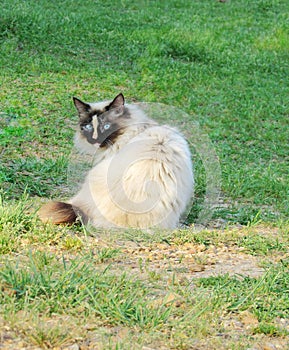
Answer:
[104, 123, 111, 130]
[82, 124, 93, 131]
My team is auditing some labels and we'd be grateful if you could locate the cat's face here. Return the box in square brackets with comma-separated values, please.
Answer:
[73, 93, 130, 148]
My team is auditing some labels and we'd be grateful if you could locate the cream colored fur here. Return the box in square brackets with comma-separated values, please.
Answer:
[70, 102, 193, 229]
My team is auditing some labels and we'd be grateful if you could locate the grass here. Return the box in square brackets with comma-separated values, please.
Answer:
[1, 0, 289, 348]
[197, 262, 289, 321]
[1, 0, 288, 222]
[1, 253, 168, 327]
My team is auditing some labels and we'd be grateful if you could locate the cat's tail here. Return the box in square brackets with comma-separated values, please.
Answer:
[38, 201, 81, 225]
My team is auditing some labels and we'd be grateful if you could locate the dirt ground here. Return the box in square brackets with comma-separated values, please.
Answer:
[1, 224, 288, 350]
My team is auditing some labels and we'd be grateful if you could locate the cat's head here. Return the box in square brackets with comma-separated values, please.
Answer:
[73, 93, 131, 148]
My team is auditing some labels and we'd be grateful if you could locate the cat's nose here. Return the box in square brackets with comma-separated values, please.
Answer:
[92, 131, 98, 139]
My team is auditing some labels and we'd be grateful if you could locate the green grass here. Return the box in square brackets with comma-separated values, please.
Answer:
[1, 0, 288, 222]
[197, 261, 289, 321]
[1, 0, 289, 348]
[1, 253, 171, 328]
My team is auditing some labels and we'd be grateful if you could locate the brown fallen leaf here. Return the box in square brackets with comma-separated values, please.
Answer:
[149, 292, 184, 309]
[239, 310, 259, 328]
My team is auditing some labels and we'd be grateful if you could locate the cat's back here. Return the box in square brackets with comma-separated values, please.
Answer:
[125, 124, 192, 176]
[97, 124, 193, 228]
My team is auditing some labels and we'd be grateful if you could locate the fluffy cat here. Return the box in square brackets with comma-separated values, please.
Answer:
[39, 93, 194, 229]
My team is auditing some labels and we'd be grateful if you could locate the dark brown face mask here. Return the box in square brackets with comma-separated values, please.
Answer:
[74, 93, 127, 148]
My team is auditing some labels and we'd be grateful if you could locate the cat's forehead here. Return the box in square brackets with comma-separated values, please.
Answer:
[89, 100, 110, 113]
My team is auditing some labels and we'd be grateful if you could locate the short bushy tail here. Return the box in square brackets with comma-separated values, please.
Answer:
[38, 201, 78, 225]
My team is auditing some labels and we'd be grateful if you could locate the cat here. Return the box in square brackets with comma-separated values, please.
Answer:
[38, 93, 194, 229]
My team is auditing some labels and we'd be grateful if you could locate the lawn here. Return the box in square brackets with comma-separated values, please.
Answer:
[0, 0, 289, 349]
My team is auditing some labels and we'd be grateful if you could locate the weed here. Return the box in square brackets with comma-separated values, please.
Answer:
[95, 247, 120, 263]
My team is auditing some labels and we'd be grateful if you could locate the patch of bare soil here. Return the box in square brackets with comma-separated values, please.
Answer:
[0, 318, 41, 350]
[117, 240, 265, 281]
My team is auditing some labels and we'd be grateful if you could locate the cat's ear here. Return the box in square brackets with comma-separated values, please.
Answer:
[108, 93, 125, 110]
[73, 97, 91, 118]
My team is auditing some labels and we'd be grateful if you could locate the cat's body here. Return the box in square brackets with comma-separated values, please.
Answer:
[39, 94, 193, 229]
